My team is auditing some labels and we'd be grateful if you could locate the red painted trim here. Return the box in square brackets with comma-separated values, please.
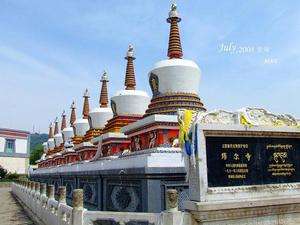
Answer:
[0, 131, 29, 138]
[76, 147, 97, 153]
[102, 139, 131, 145]
[127, 125, 179, 137]
[124, 122, 178, 136]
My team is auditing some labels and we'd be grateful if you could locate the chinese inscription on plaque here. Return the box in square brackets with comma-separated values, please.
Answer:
[206, 137, 300, 187]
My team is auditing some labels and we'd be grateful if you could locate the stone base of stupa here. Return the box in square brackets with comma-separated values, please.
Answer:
[185, 196, 300, 225]
[30, 150, 188, 212]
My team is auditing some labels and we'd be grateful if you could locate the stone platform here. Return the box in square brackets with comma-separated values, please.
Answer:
[185, 196, 300, 225]
[31, 151, 188, 213]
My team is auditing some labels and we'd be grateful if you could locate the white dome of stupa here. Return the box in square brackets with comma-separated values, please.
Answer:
[48, 138, 55, 150]
[111, 90, 150, 115]
[62, 127, 74, 142]
[42, 142, 48, 153]
[62, 102, 76, 142]
[74, 119, 89, 136]
[90, 107, 113, 128]
[149, 59, 201, 95]
[54, 133, 63, 147]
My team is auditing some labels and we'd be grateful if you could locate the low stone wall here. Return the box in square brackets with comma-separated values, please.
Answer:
[12, 181, 192, 225]
[31, 162, 188, 212]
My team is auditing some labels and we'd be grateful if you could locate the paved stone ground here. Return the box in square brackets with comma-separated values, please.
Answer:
[0, 188, 34, 225]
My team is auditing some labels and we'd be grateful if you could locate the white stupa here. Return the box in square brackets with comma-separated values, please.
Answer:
[62, 102, 75, 142]
[145, 4, 205, 116]
[47, 122, 55, 150]
[110, 45, 150, 116]
[89, 71, 113, 129]
[53, 117, 63, 147]
[42, 142, 48, 153]
[73, 89, 90, 141]
[40, 141, 49, 161]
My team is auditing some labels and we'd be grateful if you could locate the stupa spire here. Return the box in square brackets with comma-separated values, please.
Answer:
[124, 45, 136, 90]
[61, 110, 67, 130]
[167, 4, 183, 59]
[82, 88, 90, 119]
[99, 71, 109, 108]
[48, 122, 53, 138]
[70, 101, 76, 127]
[54, 117, 59, 135]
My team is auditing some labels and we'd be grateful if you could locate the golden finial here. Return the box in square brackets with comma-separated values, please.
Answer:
[126, 44, 135, 59]
[71, 101, 76, 109]
[101, 70, 109, 81]
[171, 3, 177, 11]
[83, 88, 90, 98]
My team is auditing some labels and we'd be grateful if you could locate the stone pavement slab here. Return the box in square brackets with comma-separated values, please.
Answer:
[0, 187, 34, 225]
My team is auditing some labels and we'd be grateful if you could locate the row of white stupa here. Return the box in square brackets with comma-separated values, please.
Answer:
[43, 48, 151, 152]
[42, 4, 202, 154]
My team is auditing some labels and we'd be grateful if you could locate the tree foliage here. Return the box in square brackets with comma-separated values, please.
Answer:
[30, 133, 48, 149]
[0, 166, 7, 179]
[30, 144, 44, 165]
[6, 172, 19, 180]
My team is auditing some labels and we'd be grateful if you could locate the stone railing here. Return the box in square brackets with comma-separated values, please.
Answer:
[12, 181, 191, 225]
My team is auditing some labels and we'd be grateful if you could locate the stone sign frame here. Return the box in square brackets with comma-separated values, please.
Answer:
[189, 124, 300, 202]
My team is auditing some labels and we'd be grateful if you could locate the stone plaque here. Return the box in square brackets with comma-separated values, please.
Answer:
[206, 136, 300, 187]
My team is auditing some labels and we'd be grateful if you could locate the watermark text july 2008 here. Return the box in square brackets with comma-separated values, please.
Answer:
[218, 42, 278, 64]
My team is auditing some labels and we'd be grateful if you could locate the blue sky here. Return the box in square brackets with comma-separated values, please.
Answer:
[0, 0, 299, 133]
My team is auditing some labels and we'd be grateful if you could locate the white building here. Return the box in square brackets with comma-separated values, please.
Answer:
[0, 128, 30, 174]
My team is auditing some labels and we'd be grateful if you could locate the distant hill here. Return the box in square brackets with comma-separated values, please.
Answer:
[30, 133, 48, 149]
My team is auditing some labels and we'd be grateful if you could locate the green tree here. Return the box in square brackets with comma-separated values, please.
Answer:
[30, 144, 43, 165]
[0, 166, 7, 179]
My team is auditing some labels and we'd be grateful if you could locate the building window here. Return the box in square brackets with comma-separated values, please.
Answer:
[5, 139, 15, 154]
